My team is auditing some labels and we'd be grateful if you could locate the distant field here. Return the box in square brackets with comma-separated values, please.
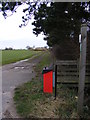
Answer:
[2, 50, 41, 65]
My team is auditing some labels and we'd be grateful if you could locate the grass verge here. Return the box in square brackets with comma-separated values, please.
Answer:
[14, 51, 90, 119]
[35, 51, 52, 72]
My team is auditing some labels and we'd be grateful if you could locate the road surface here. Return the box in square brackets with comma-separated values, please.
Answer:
[2, 53, 44, 118]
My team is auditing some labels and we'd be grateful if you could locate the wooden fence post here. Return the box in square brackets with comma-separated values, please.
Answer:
[77, 24, 87, 115]
[55, 65, 57, 99]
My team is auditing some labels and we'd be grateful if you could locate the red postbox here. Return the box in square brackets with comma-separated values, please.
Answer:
[42, 68, 53, 93]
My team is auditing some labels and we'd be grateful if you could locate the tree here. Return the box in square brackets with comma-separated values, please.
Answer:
[5, 47, 13, 50]
[32, 2, 90, 43]
[0, 1, 90, 59]
[26, 46, 31, 50]
[31, 2, 89, 59]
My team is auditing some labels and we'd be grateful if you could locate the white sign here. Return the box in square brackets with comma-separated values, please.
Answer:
[79, 34, 81, 43]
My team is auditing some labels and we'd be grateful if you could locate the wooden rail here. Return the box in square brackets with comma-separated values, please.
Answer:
[54, 60, 90, 98]
[55, 60, 90, 78]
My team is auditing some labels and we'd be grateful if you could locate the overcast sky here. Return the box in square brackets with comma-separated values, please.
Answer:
[0, 4, 48, 49]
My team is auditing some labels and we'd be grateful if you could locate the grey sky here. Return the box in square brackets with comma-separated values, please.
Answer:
[0, 4, 48, 49]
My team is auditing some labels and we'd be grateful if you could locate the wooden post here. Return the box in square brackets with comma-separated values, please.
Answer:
[55, 65, 57, 99]
[77, 24, 87, 115]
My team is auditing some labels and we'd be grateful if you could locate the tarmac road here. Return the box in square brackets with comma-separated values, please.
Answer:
[2, 53, 44, 118]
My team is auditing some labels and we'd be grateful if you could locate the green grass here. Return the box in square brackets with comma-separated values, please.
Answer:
[56, 85, 78, 118]
[14, 79, 52, 118]
[2, 50, 41, 65]
[35, 51, 52, 72]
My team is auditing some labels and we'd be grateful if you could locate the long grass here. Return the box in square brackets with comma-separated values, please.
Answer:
[2, 50, 41, 65]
